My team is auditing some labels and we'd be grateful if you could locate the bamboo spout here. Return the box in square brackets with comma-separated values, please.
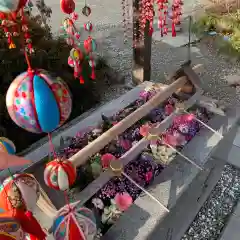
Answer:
[69, 64, 203, 167]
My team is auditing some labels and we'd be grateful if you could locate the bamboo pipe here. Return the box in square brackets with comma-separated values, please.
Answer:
[69, 64, 203, 167]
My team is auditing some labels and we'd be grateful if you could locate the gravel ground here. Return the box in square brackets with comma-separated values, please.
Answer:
[93, 23, 239, 106]
[182, 164, 240, 240]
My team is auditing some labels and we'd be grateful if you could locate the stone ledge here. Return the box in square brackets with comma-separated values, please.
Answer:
[103, 105, 240, 240]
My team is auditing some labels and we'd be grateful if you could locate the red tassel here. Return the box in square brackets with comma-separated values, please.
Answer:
[172, 21, 176, 37]
[79, 75, 85, 84]
[14, 210, 46, 240]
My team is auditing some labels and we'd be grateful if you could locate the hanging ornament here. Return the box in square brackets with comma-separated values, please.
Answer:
[44, 159, 76, 191]
[0, 137, 16, 154]
[0, 216, 26, 240]
[52, 201, 97, 240]
[68, 48, 85, 84]
[6, 70, 72, 134]
[82, 5, 91, 17]
[0, 174, 46, 240]
[0, 0, 26, 13]
[0, 173, 40, 212]
[0, 0, 33, 51]
[60, 0, 75, 14]
[84, 21, 93, 32]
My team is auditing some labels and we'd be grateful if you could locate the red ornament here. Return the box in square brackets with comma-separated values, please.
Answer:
[60, 0, 75, 14]
[44, 159, 76, 191]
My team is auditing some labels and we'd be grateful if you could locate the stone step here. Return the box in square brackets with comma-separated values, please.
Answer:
[219, 201, 240, 240]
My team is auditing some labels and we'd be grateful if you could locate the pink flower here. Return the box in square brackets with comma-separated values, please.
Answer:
[114, 192, 133, 211]
[139, 123, 151, 137]
[71, 12, 79, 20]
[101, 153, 116, 169]
[75, 33, 81, 40]
[163, 130, 187, 147]
[119, 139, 132, 151]
[165, 104, 174, 116]
[145, 171, 153, 182]
[139, 91, 148, 99]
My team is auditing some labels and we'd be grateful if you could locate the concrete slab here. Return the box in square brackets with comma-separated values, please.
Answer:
[212, 124, 240, 168]
[220, 201, 240, 240]
[103, 158, 226, 240]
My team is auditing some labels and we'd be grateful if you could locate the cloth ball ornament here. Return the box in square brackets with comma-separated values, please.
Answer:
[0, 137, 16, 154]
[0, 217, 26, 240]
[84, 37, 97, 53]
[82, 5, 91, 16]
[0, 173, 40, 212]
[6, 69, 72, 134]
[52, 201, 97, 240]
[84, 22, 93, 32]
[60, 0, 75, 14]
[44, 159, 76, 191]
[0, 0, 27, 13]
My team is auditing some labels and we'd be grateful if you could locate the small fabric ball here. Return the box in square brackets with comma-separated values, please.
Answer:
[60, 0, 75, 14]
[82, 5, 91, 16]
[70, 48, 84, 61]
[0, 137, 16, 154]
[6, 70, 72, 133]
[84, 21, 93, 32]
[0, 216, 26, 240]
[84, 37, 97, 53]
[0, 173, 40, 212]
[52, 201, 97, 240]
[44, 159, 76, 191]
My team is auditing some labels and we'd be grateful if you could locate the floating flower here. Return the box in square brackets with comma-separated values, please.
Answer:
[145, 171, 153, 183]
[163, 130, 187, 147]
[119, 139, 132, 151]
[114, 192, 133, 211]
[92, 198, 104, 209]
[165, 104, 174, 116]
[101, 153, 116, 169]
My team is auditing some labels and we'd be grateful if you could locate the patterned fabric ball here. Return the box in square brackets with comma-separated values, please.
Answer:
[0, 0, 26, 13]
[0, 173, 40, 212]
[44, 159, 76, 191]
[0, 137, 16, 154]
[84, 22, 93, 32]
[52, 201, 97, 240]
[0, 216, 26, 240]
[6, 69, 72, 133]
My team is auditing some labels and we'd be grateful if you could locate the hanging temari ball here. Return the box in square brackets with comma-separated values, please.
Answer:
[52, 201, 97, 240]
[0, 137, 16, 154]
[6, 70, 72, 133]
[44, 159, 76, 191]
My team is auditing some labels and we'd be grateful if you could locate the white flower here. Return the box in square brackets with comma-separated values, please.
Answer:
[92, 198, 104, 209]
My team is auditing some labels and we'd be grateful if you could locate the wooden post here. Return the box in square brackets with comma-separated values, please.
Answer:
[132, 0, 152, 84]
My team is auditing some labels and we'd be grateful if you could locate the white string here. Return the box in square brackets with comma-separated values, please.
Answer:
[122, 172, 170, 212]
[163, 142, 203, 170]
[183, 110, 223, 139]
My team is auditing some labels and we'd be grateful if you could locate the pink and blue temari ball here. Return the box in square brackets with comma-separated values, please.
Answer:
[0, 137, 16, 154]
[52, 201, 97, 240]
[6, 69, 72, 133]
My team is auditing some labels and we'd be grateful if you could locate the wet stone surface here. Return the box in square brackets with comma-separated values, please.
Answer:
[182, 164, 240, 240]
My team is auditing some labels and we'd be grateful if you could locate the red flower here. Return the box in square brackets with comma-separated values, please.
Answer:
[101, 153, 116, 169]
[145, 171, 153, 182]
[114, 192, 133, 211]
